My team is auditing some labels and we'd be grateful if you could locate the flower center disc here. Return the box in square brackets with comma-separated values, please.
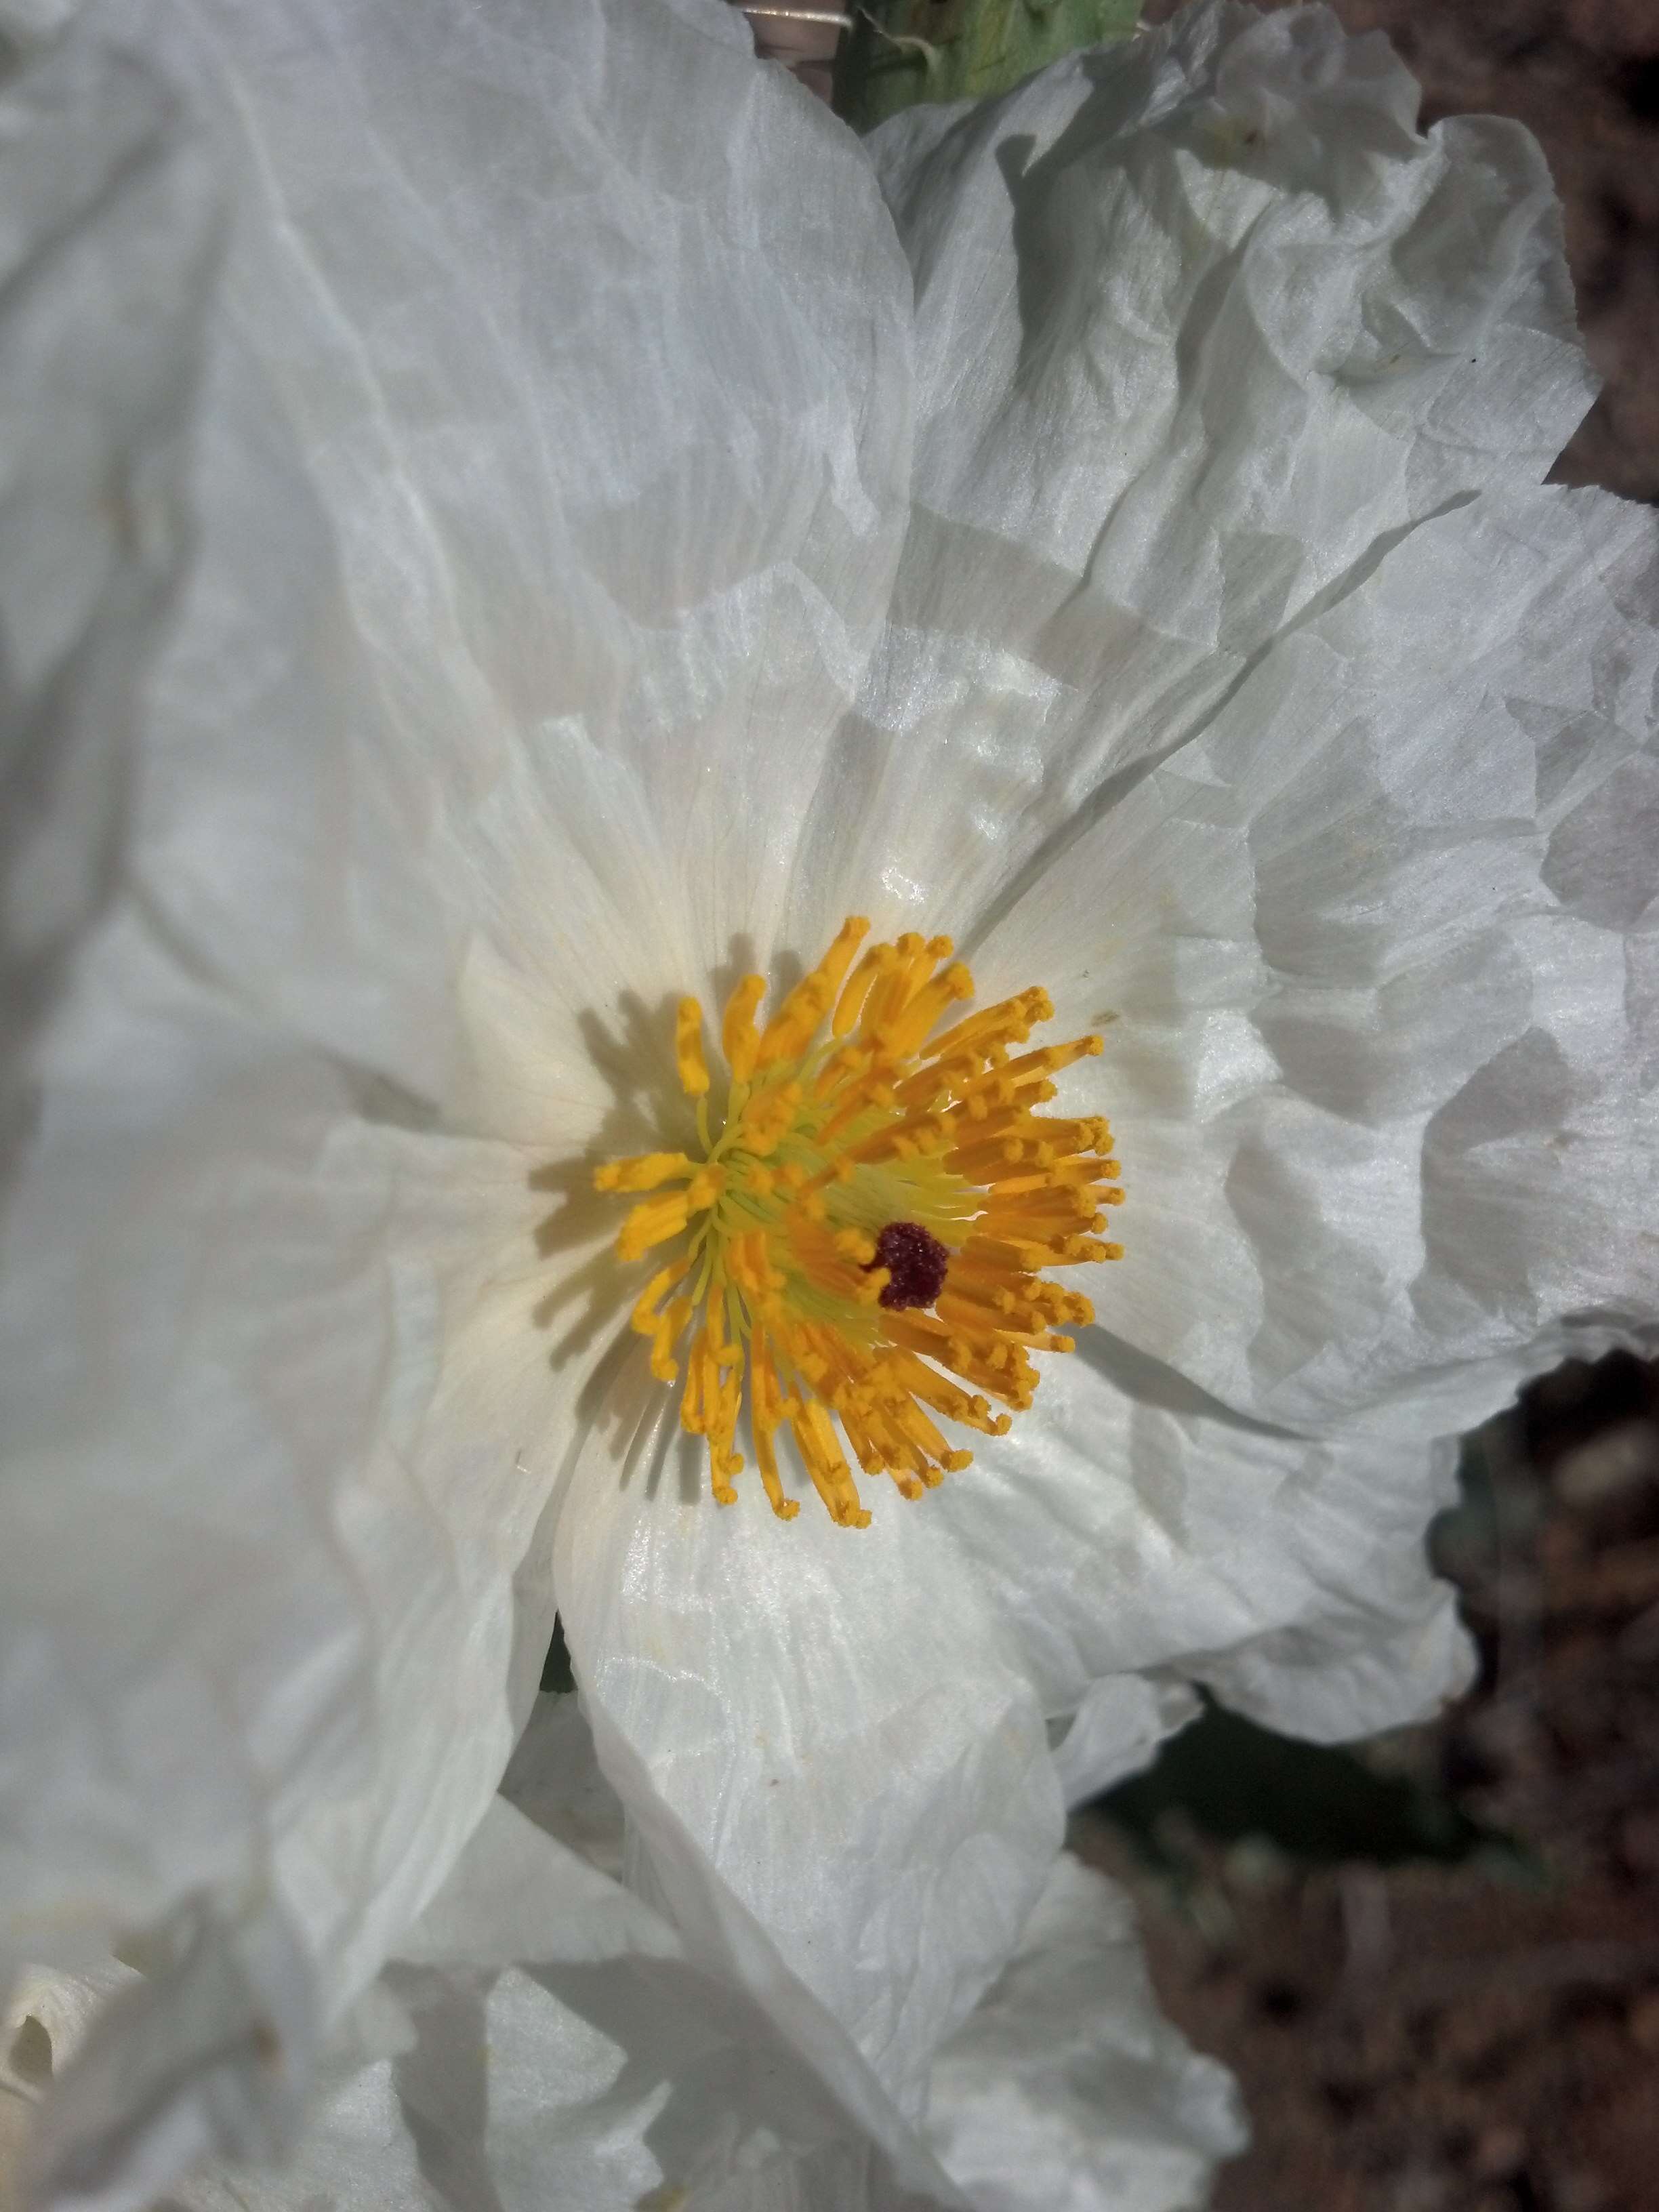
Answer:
[596, 918, 1122, 1527]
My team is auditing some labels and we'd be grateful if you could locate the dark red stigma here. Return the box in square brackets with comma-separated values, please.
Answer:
[868, 1221, 950, 1311]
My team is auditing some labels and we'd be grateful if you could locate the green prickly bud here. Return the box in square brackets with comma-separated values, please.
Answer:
[834, 0, 1143, 131]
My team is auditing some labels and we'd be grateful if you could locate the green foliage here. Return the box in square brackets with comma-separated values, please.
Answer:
[1099, 1699, 1518, 1875]
[834, 0, 1142, 131]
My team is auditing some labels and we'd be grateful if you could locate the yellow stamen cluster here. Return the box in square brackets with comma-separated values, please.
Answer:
[594, 918, 1122, 1527]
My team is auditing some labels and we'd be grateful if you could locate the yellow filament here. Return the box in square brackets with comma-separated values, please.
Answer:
[592, 919, 1121, 1525]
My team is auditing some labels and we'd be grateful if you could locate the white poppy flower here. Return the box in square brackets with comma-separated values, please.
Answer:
[3, 0, 1656, 2205]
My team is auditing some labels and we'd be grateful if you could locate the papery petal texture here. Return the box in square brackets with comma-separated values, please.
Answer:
[16, 1898, 317, 2212]
[832, 0, 1656, 1437]
[556, 1393, 1063, 2111]
[816, 0, 1595, 935]
[989, 484, 1659, 1435]
[924, 1855, 1245, 2212]
[3, 912, 376, 1971]
[128, 0, 914, 1124]
[0, 27, 217, 1160]
[553, 1314, 1467, 2132]
[945, 1343, 1472, 1746]
[6, 1770, 1244, 2212]
[0, 903, 569, 2194]
[4, 0, 916, 2198]
[169, 1796, 963, 2212]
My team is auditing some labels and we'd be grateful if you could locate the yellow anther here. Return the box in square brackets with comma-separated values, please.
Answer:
[877, 961, 975, 1059]
[753, 1419, 798, 1519]
[591, 917, 1120, 1525]
[595, 1151, 697, 1194]
[685, 1166, 724, 1210]
[649, 1297, 693, 1382]
[630, 1260, 689, 1335]
[676, 998, 710, 1098]
[737, 1081, 801, 1156]
[920, 989, 1049, 1067]
[832, 1227, 877, 1265]
[832, 947, 887, 1038]
[758, 916, 869, 1067]
[862, 933, 930, 1037]
[727, 1231, 783, 1306]
[617, 1191, 693, 1263]
[722, 974, 766, 1084]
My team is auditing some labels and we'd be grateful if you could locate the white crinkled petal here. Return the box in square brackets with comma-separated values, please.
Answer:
[982, 485, 1659, 1434]
[0, 29, 217, 1152]
[1050, 1679, 1202, 1812]
[265, 1122, 615, 2020]
[0, 905, 610, 2197]
[546, 1339, 1437, 2140]
[498, 1687, 632, 1885]
[118, 1821, 1241, 2212]
[554, 1361, 1064, 2112]
[3, 912, 380, 1980]
[16, 1899, 316, 2212]
[26, 1799, 1236, 2212]
[117, 0, 913, 1129]
[880, 3, 1589, 587]
[8, 0, 921, 2198]
[924, 1854, 1244, 2212]
[806, 0, 1594, 935]
[134, 297, 465, 1108]
[167, 1797, 964, 2212]
[934, 1343, 1472, 1746]
[3, 1959, 140, 2211]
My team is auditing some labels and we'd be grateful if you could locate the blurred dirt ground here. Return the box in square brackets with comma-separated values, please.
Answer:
[1073, 1353, 1659, 2212]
